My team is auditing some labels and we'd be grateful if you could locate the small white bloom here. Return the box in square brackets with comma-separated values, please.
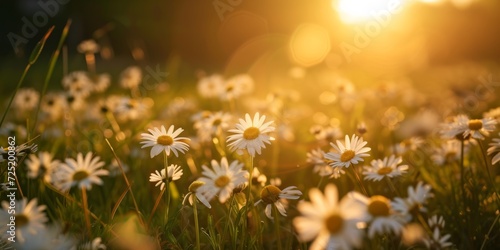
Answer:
[149, 164, 183, 190]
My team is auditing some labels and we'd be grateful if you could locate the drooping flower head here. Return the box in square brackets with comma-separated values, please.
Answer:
[226, 113, 275, 157]
[254, 185, 302, 219]
[140, 125, 191, 158]
[183, 180, 211, 208]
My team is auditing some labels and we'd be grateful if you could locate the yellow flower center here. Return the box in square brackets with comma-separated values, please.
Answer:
[15, 214, 29, 227]
[243, 127, 260, 140]
[73, 170, 89, 182]
[324, 213, 344, 234]
[157, 135, 174, 146]
[468, 119, 483, 130]
[260, 185, 282, 204]
[377, 167, 393, 175]
[215, 175, 230, 188]
[368, 196, 391, 217]
[340, 150, 355, 162]
[189, 180, 205, 192]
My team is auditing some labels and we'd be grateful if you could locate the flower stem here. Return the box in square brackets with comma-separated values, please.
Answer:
[459, 140, 467, 216]
[350, 165, 369, 196]
[193, 197, 201, 250]
[273, 205, 282, 250]
[385, 177, 400, 197]
[81, 187, 91, 237]
[247, 156, 255, 203]
[164, 151, 171, 223]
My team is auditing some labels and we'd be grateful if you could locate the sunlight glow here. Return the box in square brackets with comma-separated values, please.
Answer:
[289, 23, 331, 67]
[334, 0, 403, 23]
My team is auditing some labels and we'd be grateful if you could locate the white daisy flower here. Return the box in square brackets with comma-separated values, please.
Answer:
[25, 151, 60, 183]
[441, 114, 497, 140]
[293, 184, 365, 250]
[307, 148, 345, 178]
[197, 157, 248, 204]
[90, 73, 111, 93]
[120, 66, 142, 89]
[487, 134, 500, 165]
[392, 182, 433, 222]
[309, 125, 343, 142]
[423, 227, 453, 249]
[149, 164, 183, 190]
[0, 198, 47, 243]
[8, 223, 76, 250]
[197, 74, 225, 99]
[349, 193, 405, 239]
[226, 112, 275, 157]
[13, 88, 40, 111]
[182, 180, 212, 208]
[140, 125, 190, 158]
[463, 117, 497, 140]
[54, 152, 109, 192]
[78, 237, 106, 250]
[40, 92, 65, 122]
[62, 71, 93, 98]
[363, 155, 409, 182]
[114, 97, 150, 122]
[484, 107, 500, 122]
[427, 215, 446, 230]
[254, 185, 302, 220]
[431, 140, 463, 166]
[220, 74, 254, 101]
[324, 134, 371, 169]
[77, 39, 100, 54]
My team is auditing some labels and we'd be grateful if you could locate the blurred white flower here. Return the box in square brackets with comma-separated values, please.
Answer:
[293, 184, 365, 250]
[54, 152, 109, 192]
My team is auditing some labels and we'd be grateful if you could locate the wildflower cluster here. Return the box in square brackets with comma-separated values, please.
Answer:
[1, 35, 499, 250]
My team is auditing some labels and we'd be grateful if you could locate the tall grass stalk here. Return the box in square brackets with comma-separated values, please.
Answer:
[273, 205, 282, 250]
[105, 139, 142, 223]
[31, 20, 72, 136]
[164, 151, 171, 223]
[0, 26, 54, 128]
[81, 187, 91, 237]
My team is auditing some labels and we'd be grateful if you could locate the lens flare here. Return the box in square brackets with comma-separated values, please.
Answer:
[289, 23, 331, 67]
